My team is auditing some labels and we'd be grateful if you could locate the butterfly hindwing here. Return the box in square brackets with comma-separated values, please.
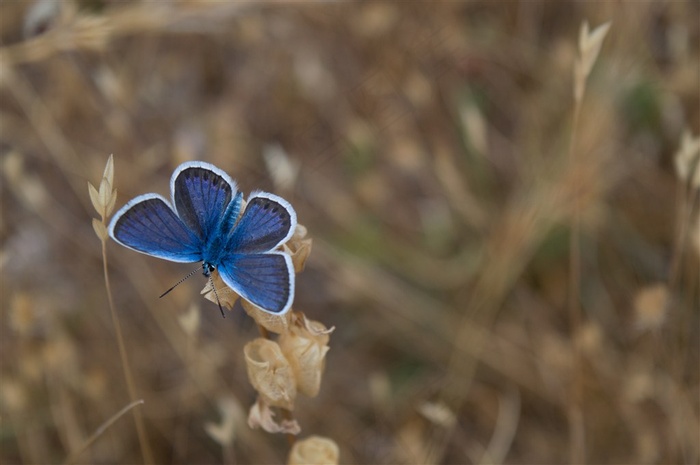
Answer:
[217, 252, 294, 314]
[227, 192, 297, 254]
[108, 194, 203, 263]
[172, 162, 236, 241]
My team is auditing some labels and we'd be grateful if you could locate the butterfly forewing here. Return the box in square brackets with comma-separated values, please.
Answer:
[227, 193, 297, 254]
[217, 252, 294, 314]
[172, 163, 235, 241]
[109, 194, 203, 263]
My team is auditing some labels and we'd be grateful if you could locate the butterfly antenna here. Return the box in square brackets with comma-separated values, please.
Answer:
[159, 265, 204, 298]
[208, 274, 226, 318]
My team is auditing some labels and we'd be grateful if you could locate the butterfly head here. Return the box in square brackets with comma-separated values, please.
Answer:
[202, 262, 215, 278]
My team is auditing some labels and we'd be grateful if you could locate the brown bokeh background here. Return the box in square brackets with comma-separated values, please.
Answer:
[1, 1, 698, 463]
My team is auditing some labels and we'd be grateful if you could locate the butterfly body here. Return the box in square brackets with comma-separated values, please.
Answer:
[108, 161, 297, 315]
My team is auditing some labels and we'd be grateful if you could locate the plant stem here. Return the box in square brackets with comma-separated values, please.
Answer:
[568, 94, 586, 465]
[64, 399, 144, 465]
[101, 240, 154, 464]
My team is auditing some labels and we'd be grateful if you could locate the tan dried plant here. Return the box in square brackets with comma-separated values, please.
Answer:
[288, 435, 340, 465]
[85, 155, 152, 465]
[674, 130, 700, 189]
[569, 19, 611, 465]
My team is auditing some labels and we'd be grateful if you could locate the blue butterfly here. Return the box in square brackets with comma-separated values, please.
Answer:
[108, 161, 297, 315]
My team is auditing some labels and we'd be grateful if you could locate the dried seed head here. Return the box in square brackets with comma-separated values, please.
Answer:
[202, 270, 240, 310]
[282, 224, 313, 273]
[279, 314, 333, 397]
[459, 102, 487, 155]
[578, 21, 611, 76]
[102, 154, 114, 186]
[674, 130, 700, 187]
[634, 284, 670, 332]
[244, 338, 297, 410]
[89, 155, 117, 222]
[204, 396, 244, 447]
[574, 20, 611, 101]
[264, 144, 300, 192]
[88, 182, 101, 215]
[248, 397, 301, 435]
[288, 435, 339, 465]
[417, 401, 457, 428]
[178, 303, 200, 338]
[92, 218, 108, 242]
[242, 299, 293, 334]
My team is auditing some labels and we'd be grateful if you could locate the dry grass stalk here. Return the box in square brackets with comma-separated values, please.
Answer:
[63, 399, 145, 465]
[88, 156, 153, 464]
[567, 20, 611, 465]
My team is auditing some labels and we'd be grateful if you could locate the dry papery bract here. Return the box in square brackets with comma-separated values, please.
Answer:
[283, 224, 313, 273]
[243, 313, 332, 435]
[287, 435, 339, 465]
[88, 154, 117, 241]
[278, 314, 333, 398]
[248, 397, 301, 435]
[243, 316, 330, 390]
[202, 270, 242, 311]
[88, 154, 116, 219]
[244, 338, 298, 411]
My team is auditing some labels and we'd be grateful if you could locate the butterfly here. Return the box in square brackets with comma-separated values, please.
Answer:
[108, 161, 297, 316]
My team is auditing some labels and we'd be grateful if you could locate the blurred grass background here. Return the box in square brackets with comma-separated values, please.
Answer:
[1, 1, 698, 463]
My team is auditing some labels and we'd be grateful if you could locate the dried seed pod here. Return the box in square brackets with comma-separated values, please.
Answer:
[204, 396, 244, 447]
[279, 314, 332, 397]
[282, 224, 313, 273]
[88, 155, 117, 222]
[242, 299, 293, 334]
[244, 338, 297, 410]
[248, 398, 301, 435]
[288, 435, 339, 465]
[202, 270, 240, 310]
